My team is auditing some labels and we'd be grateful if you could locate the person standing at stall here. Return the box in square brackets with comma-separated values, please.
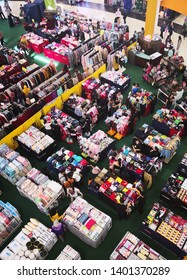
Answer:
[0, 5, 6, 19]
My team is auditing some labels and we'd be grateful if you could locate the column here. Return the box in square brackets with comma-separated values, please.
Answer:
[144, 0, 161, 36]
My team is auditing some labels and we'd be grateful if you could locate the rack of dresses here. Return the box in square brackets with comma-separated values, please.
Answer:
[62, 197, 112, 248]
[0, 218, 57, 260]
[0, 200, 22, 247]
[110, 231, 165, 260]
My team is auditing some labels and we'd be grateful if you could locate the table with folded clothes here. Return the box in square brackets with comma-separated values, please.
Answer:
[0, 143, 32, 186]
[62, 197, 112, 248]
[78, 130, 115, 162]
[89, 168, 144, 213]
[20, 33, 49, 54]
[110, 231, 165, 260]
[38, 26, 71, 43]
[177, 153, 187, 178]
[16, 167, 65, 214]
[175, 97, 187, 116]
[63, 95, 100, 124]
[105, 108, 132, 137]
[127, 89, 157, 117]
[44, 42, 73, 65]
[61, 36, 80, 48]
[115, 145, 163, 187]
[152, 108, 186, 137]
[46, 147, 88, 176]
[17, 126, 57, 160]
[100, 70, 131, 91]
[141, 202, 187, 259]
[134, 124, 181, 163]
[0, 200, 22, 247]
[41, 107, 80, 141]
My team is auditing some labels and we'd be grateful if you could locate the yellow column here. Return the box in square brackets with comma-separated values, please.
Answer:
[145, 0, 161, 37]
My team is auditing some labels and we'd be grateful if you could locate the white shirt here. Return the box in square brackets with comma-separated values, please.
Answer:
[67, 187, 83, 199]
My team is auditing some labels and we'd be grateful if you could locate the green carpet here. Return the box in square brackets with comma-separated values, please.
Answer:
[0, 21, 187, 260]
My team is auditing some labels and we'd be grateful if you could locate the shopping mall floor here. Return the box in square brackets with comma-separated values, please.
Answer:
[0, 1, 187, 260]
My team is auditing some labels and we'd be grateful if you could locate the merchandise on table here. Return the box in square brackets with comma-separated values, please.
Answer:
[100, 70, 131, 90]
[63, 95, 99, 123]
[61, 36, 81, 48]
[152, 108, 186, 137]
[44, 42, 75, 65]
[46, 147, 88, 175]
[0, 144, 32, 185]
[134, 123, 181, 163]
[0, 218, 57, 260]
[89, 168, 144, 214]
[20, 33, 49, 53]
[127, 89, 157, 117]
[16, 167, 64, 214]
[160, 173, 187, 213]
[0, 200, 22, 246]
[177, 153, 187, 178]
[62, 197, 112, 248]
[117, 145, 163, 184]
[56, 245, 81, 260]
[105, 108, 132, 137]
[141, 202, 187, 259]
[17, 126, 56, 160]
[157, 79, 184, 105]
[175, 97, 187, 116]
[42, 107, 80, 141]
[78, 130, 115, 162]
[110, 231, 165, 260]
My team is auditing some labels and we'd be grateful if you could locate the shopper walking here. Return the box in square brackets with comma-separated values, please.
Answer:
[137, 193, 146, 214]
[4, 0, 11, 17]
[49, 208, 64, 222]
[168, 22, 174, 37]
[51, 219, 66, 242]
[176, 35, 182, 54]
[67, 186, 83, 202]
[0, 5, 6, 19]
[160, 21, 166, 39]
[0, 31, 5, 46]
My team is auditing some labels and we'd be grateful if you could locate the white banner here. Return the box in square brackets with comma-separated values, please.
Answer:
[0, 260, 186, 280]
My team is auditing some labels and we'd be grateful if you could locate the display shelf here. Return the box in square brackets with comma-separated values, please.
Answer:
[0, 201, 22, 247]
[100, 70, 131, 91]
[17, 126, 57, 160]
[110, 231, 165, 260]
[16, 168, 65, 214]
[0, 218, 57, 260]
[56, 245, 81, 260]
[141, 202, 187, 259]
[62, 197, 112, 248]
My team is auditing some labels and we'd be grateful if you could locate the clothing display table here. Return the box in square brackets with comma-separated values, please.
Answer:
[62, 197, 112, 248]
[16, 167, 64, 214]
[63, 95, 99, 123]
[61, 36, 80, 48]
[160, 173, 187, 213]
[127, 89, 157, 116]
[100, 70, 131, 91]
[17, 126, 57, 160]
[110, 231, 165, 260]
[152, 109, 186, 137]
[78, 130, 115, 162]
[89, 168, 144, 213]
[20, 33, 49, 54]
[118, 145, 163, 188]
[134, 124, 181, 163]
[175, 98, 187, 116]
[105, 108, 132, 138]
[141, 202, 187, 259]
[42, 107, 80, 142]
[0, 218, 57, 260]
[44, 42, 72, 65]
[38, 26, 70, 42]
[56, 245, 81, 260]
[0, 201, 22, 246]
[177, 153, 187, 178]
[46, 147, 88, 175]
[0, 144, 32, 185]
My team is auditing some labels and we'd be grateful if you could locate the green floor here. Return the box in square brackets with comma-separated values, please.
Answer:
[1, 20, 187, 260]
